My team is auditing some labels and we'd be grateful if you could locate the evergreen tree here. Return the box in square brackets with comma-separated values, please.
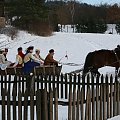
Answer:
[5, 0, 49, 30]
[76, 19, 107, 33]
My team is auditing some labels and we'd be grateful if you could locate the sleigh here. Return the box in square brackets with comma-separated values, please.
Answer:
[0, 65, 62, 76]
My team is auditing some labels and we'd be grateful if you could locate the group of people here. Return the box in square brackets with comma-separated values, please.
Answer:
[0, 46, 59, 74]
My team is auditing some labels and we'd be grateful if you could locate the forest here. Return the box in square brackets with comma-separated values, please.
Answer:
[0, 0, 120, 34]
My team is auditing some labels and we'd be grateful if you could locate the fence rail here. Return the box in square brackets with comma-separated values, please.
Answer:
[0, 74, 120, 120]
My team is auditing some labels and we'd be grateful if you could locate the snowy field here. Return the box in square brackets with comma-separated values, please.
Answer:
[0, 26, 120, 120]
[0, 29, 120, 75]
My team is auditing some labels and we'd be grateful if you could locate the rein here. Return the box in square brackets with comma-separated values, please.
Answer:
[60, 62, 84, 66]
[113, 50, 120, 66]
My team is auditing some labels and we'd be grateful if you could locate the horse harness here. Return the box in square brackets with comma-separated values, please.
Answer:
[113, 50, 120, 66]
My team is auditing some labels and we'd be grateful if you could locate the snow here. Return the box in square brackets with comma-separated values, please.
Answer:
[108, 115, 120, 120]
[0, 29, 120, 74]
[0, 26, 120, 120]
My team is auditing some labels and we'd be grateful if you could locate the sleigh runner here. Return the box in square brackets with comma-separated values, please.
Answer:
[0, 65, 62, 75]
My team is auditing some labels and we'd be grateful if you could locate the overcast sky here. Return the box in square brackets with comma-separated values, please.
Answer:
[81, 0, 120, 5]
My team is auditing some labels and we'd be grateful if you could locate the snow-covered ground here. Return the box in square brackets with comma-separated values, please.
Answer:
[0, 30, 120, 74]
[108, 115, 120, 120]
[0, 26, 120, 120]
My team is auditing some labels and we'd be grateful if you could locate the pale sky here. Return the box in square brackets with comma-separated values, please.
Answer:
[81, 0, 120, 5]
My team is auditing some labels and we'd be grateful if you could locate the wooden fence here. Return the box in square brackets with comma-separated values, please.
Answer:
[0, 74, 120, 120]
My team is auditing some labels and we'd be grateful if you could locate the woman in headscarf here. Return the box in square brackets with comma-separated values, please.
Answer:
[23, 46, 41, 74]
[33, 49, 44, 64]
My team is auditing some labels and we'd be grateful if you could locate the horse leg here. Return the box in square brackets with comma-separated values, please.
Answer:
[91, 68, 100, 76]
[115, 67, 119, 76]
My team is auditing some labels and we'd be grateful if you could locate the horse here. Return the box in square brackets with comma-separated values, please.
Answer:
[83, 48, 120, 76]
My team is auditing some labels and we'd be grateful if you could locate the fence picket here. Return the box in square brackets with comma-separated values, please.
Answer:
[113, 77, 117, 116]
[54, 88, 58, 120]
[61, 74, 63, 98]
[68, 74, 72, 120]
[24, 89, 28, 120]
[92, 75, 95, 120]
[103, 80, 106, 120]
[96, 75, 99, 120]
[7, 89, 11, 120]
[0, 74, 119, 120]
[36, 90, 41, 120]
[30, 89, 34, 120]
[41, 89, 48, 120]
[13, 86, 17, 120]
[18, 89, 22, 120]
[85, 86, 90, 120]
[49, 89, 53, 120]
[80, 87, 84, 120]
[116, 77, 120, 115]
[57, 75, 60, 98]
[110, 75, 113, 118]
[100, 75, 103, 120]
[2, 88, 6, 120]
[72, 81, 76, 120]
[76, 90, 80, 120]
[65, 74, 68, 99]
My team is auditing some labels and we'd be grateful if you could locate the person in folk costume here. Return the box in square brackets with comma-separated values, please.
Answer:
[0, 48, 12, 70]
[33, 49, 44, 65]
[13, 47, 25, 67]
[44, 49, 58, 66]
[23, 46, 41, 74]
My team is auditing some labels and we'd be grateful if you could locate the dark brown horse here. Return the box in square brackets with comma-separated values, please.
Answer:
[83, 47, 120, 75]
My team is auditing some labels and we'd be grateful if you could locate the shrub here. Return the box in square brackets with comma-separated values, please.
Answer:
[76, 19, 107, 33]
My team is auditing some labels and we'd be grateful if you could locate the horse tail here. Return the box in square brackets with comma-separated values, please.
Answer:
[83, 52, 93, 75]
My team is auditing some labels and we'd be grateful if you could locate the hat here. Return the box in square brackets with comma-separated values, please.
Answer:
[5, 48, 8, 52]
[18, 47, 22, 51]
[35, 49, 40, 52]
[27, 46, 34, 51]
[49, 49, 54, 53]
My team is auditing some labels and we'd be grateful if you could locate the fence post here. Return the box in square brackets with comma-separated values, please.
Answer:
[76, 90, 80, 120]
[103, 77, 106, 120]
[41, 89, 48, 120]
[80, 87, 84, 120]
[68, 74, 72, 120]
[18, 89, 22, 120]
[24, 89, 28, 120]
[36, 90, 41, 120]
[96, 75, 99, 120]
[2, 88, 6, 120]
[49, 89, 53, 120]
[13, 85, 17, 120]
[116, 79, 120, 115]
[65, 74, 68, 99]
[100, 75, 103, 120]
[72, 74, 76, 120]
[30, 89, 34, 120]
[54, 88, 58, 120]
[110, 75, 113, 118]
[106, 75, 110, 119]
[85, 86, 91, 120]
[61, 74, 64, 99]
[113, 77, 117, 116]
[92, 75, 95, 120]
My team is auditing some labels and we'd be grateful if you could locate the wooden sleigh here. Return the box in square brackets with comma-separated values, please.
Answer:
[0, 65, 62, 76]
